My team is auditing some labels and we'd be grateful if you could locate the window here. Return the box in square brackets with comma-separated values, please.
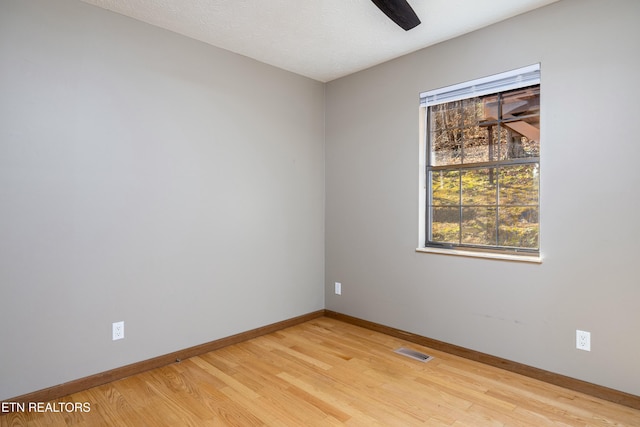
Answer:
[418, 65, 541, 261]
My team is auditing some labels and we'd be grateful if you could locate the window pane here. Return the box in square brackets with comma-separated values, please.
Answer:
[480, 94, 499, 122]
[431, 207, 460, 244]
[494, 126, 510, 160]
[502, 128, 539, 159]
[430, 128, 462, 165]
[431, 101, 461, 129]
[431, 170, 459, 206]
[461, 207, 497, 246]
[461, 168, 497, 206]
[501, 87, 540, 160]
[462, 98, 481, 126]
[501, 87, 540, 120]
[499, 164, 539, 205]
[430, 102, 462, 166]
[518, 117, 540, 157]
[498, 207, 539, 249]
[462, 125, 490, 163]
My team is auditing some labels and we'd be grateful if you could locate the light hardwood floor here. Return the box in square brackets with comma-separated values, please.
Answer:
[2, 317, 639, 426]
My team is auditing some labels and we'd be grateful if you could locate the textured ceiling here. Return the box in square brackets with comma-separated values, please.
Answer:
[80, 0, 559, 82]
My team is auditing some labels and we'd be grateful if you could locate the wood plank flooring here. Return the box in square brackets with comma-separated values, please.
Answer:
[2, 317, 639, 426]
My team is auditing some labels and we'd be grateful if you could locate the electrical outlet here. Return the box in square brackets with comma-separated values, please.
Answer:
[334, 282, 342, 295]
[112, 321, 124, 341]
[576, 330, 590, 351]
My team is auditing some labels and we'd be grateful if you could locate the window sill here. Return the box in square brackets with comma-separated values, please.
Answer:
[415, 247, 542, 264]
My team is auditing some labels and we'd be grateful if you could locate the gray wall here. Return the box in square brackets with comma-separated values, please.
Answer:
[0, 0, 325, 400]
[326, 0, 640, 396]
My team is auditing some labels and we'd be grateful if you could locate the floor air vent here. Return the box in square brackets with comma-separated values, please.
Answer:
[394, 347, 433, 363]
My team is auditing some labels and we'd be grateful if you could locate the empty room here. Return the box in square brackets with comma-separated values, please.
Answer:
[1, 0, 639, 425]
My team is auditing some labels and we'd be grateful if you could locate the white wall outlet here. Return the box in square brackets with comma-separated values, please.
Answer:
[112, 321, 125, 341]
[334, 282, 342, 295]
[576, 330, 590, 351]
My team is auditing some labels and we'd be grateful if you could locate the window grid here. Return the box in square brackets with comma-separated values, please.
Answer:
[426, 86, 540, 254]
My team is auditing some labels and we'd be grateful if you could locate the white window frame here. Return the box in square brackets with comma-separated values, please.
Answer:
[417, 64, 542, 263]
